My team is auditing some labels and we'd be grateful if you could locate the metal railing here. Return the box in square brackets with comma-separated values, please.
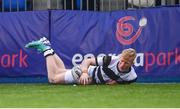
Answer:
[0, 0, 180, 12]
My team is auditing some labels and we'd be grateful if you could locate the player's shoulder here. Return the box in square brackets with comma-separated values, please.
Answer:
[129, 66, 137, 78]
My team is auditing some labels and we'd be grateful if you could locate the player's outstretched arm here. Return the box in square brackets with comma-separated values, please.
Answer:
[79, 58, 96, 85]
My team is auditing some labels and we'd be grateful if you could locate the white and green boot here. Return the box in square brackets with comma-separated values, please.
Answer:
[25, 37, 54, 57]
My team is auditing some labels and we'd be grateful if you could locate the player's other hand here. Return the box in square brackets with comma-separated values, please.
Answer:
[79, 73, 91, 85]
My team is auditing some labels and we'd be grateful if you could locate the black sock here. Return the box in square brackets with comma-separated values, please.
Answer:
[43, 49, 55, 57]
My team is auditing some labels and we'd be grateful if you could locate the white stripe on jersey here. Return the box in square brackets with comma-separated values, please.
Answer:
[88, 55, 137, 84]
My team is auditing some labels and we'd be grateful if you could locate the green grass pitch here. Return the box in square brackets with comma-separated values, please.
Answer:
[0, 83, 180, 108]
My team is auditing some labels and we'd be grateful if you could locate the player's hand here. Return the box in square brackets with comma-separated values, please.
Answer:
[106, 80, 117, 85]
[79, 73, 91, 85]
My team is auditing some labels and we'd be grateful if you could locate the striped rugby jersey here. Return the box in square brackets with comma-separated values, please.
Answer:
[88, 55, 137, 84]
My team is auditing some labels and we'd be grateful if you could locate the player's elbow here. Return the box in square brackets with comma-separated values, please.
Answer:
[84, 58, 96, 65]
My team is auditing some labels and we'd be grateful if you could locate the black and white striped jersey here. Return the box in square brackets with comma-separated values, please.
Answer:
[88, 55, 137, 84]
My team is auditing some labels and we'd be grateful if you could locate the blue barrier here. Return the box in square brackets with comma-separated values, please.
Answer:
[0, 7, 180, 83]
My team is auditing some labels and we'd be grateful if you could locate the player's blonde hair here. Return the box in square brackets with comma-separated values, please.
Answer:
[121, 48, 136, 62]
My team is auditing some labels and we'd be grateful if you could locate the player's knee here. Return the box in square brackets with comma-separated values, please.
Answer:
[47, 70, 65, 84]
[48, 77, 58, 84]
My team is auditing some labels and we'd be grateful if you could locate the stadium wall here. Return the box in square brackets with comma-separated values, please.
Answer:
[0, 6, 180, 83]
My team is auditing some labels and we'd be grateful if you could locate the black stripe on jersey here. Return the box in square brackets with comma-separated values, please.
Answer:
[117, 77, 137, 84]
[92, 67, 97, 84]
[95, 57, 98, 66]
[103, 56, 111, 67]
[102, 67, 120, 81]
[97, 67, 106, 84]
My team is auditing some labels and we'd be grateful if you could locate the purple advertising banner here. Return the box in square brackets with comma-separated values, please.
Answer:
[51, 7, 180, 82]
[0, 11, 49, 80]
[0, 6, 180, 83]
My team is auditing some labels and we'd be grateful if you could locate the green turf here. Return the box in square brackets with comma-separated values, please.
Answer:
[0, 83, 180, 108]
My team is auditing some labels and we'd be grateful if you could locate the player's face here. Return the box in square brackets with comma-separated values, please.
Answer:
[119, 56, 133, 72]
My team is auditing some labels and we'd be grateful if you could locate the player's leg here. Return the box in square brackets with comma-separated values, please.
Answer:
[45, 55, 67, 84]
[25, 37, 67, 84]
[46, 54, 83, 84]
[53, 54, 66, 69]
